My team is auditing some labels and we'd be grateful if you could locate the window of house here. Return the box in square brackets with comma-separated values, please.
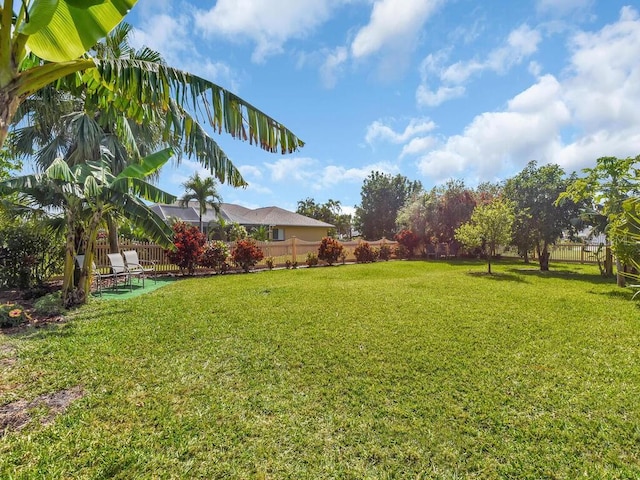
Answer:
[272, 228, 284, 241]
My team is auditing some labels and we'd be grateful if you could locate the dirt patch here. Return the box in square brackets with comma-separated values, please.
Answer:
[0, 343, 17, 368]
[0, 386, 84, 437]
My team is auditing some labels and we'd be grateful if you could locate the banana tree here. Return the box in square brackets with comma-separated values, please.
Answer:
[0, 147, 176, 306]
[0, 0, 138, 147]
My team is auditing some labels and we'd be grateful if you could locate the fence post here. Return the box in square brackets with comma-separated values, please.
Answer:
[291, 236, 297, 263]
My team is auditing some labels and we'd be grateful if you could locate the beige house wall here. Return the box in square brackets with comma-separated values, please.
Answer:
[277, 226, 331, 242]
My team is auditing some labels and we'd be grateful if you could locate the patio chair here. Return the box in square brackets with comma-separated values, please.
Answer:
[106, 253, 136, 291]
[75, 255, 104, 296]
[122, 250, 156, 285]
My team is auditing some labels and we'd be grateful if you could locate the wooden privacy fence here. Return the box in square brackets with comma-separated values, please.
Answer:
[94, 237, 400, 272]
[94, 239, 603, 272]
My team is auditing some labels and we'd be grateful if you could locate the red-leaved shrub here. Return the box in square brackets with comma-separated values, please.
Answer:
[354, 241, 376, 263]
[394, 230, 420, 258]
[231, 239, 264, 272]
[166, 222, 206, 275]
[317, 237, 344, 266]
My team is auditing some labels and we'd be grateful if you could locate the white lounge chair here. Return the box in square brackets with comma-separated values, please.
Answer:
[122, 250, 156, 285]
[75, 255, 104, 295]
[106, 253, 137, 291]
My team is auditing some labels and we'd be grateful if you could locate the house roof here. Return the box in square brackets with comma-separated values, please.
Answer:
[150, 202, 334, 228]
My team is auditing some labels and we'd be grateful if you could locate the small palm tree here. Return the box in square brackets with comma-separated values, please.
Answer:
[179, 173, 223, 232]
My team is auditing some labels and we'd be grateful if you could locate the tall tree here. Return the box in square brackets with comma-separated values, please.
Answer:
[455, 199, 515, 274]
[296, 197, 347, 236]
[558, 155, 640, 285]
[355, 171, 422, 240]
[504, 161, 582, 271]
[179, 173, 223, 232]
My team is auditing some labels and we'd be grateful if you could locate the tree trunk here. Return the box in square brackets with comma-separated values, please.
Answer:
[77, 209, 103, 305]
[616, 258, 626, 287]
[106, 215, 120, 254]
[0, 86, 21, 149]
[62, 212, 81, 308]
[487, 251, 492, 274]
[605, 246, 614, 277]
[538, 243, 550, 271]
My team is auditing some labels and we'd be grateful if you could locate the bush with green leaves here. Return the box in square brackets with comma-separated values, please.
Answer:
[377, 243, 392, 261]
[0, 219, 64, 289]
[0, 303, 30, 328]
[306, 252, 319, 267]
[317, 237, 344, 266]
[354, 241, 376, 263]
[33, 292, 65, 318]
[231, 239, 264, 273]
[200, 240, 230, 274]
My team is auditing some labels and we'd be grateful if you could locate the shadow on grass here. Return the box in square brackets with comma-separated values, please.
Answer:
[591, 288, 640, 303]
[466, 271, 527, 283]
[505, 267, 610, 285]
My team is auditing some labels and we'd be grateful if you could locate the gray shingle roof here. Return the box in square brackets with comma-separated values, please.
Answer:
[150, 203, 334, 228]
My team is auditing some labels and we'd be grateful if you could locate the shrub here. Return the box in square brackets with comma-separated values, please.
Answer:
[306, 252, 319, 267]
[166, 222, 206, 275]
[200, 240, 230, 274]
[394, 230, 420, 258]
[285, 259, 292, 269]
[0, 219, 64, 289]
[231, 239, 264, 273]
[318, 237, 344, 266]
[354, 242, 376, 263]
[339, 249, 349, 264]
[378, 243, 392, 261]
[265, 257, 275, 270]
[0, 303, 31, 328]
[394, 244, 409, 259]
[33, 291, 65, 317]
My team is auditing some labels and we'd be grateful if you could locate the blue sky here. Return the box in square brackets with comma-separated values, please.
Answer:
[125, 0, 640, 215]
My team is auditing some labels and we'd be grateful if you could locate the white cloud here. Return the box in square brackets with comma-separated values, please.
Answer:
[365, 118, 436, 144]
[194, 0, 340, 62]
[416, 84, 465, 107]
[131, 12, 240, 89]
[418, 74, 571, 181]
[264, 157, 318, 182]
[400, 137, 438, 158]
[320, 46, 349, 88]
[351, 0, 442, 59]
[417, 24, 542, 107]
[316, 162, 398, 189]
[416, 7, 640, 183]
[238, 165, 263, 179]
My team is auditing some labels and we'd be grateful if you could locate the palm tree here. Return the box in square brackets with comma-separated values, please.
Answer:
[179, 173, 223, 232]
[0, 148, 175, 307]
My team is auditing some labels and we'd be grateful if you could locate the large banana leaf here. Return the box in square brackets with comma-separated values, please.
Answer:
[24, 0, 138, 62]
[117, 147, 173, 179]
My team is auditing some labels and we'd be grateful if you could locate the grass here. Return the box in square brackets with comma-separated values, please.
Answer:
[1, 260, 639, 478]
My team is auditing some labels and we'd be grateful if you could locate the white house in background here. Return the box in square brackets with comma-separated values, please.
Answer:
[149, 202, 334, 242]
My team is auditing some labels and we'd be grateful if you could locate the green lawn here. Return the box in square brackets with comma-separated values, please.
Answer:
[1, 260, 639, 478]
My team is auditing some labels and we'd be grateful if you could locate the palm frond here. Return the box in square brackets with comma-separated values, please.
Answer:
[91, 59, 304, 155]
[111, 193, 175, 248]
